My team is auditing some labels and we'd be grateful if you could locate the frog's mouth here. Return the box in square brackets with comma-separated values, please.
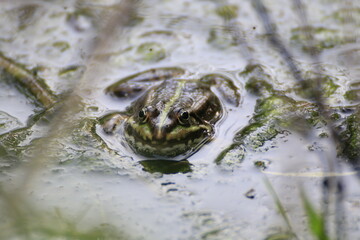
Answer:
[123, 122, 213, 158]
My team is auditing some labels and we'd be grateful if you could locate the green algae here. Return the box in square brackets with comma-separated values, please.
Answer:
[344, 81, 360, 102]
[208, 26, 236, 49]
[52, 41, 70, 52]
[294, 71, 340, 99]
[340, 107, 360, 164]
[242, 64, 275, 97]
[216, 94, 319, 167]
[0, 109, 123, 174]
[344, 89, 360, 102]
[0, 111, 23, 135]
[290, 26, 348, 53]
[215, 5, 239, 21]
[136, 42, 166, 63]
[331, 8, 360, 25]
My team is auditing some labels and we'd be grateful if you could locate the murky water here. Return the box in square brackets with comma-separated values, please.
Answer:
[1, 0, 360, 239]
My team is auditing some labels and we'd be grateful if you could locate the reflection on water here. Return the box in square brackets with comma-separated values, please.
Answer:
[140, 159, 192, 174]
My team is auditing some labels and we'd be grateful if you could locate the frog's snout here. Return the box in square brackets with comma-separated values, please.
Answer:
[153, 125, 171, 141]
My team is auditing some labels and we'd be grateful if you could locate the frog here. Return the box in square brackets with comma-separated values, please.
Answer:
[101, 67, 241, 159]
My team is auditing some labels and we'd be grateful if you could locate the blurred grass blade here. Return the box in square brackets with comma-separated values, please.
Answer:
[301, 190, 330, 240]
[264, 177, 298, 239]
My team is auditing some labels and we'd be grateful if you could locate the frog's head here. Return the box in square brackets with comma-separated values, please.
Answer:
[124, 104, 213, 159]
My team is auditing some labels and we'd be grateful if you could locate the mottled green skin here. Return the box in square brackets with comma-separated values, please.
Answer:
[103, 67, 240, 159]
[340, 108, 360, 165]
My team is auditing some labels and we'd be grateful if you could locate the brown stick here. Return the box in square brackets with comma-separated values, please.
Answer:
[0, 52, 57, 109]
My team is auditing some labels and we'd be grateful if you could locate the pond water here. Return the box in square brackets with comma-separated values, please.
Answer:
[1, 0, 360, 239]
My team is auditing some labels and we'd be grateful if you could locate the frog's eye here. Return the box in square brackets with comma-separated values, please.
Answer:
[138, 108, 147, 122]
[178, 110, 189, 124]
